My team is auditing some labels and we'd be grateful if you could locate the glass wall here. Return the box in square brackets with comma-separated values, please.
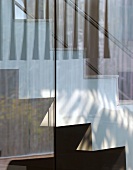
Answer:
[0, 0, 133, 170]
[0, 0, 55, 160]
[56, 0, 133, 170]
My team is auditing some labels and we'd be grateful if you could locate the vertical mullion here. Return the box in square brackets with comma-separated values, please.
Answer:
[54, 0, 57, 169]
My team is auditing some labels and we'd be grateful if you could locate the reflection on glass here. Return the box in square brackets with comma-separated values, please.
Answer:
[15, 0, 45, 19]
[0, 0, 55, 161]
[0, 0, 133, 169]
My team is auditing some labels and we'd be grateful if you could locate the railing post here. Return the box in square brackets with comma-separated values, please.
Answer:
[73, 0, 78, 49]
[45, 0, 49, 19]
[104, 0, 110, 58]
[64, 0, 67, 49]
[84, 0, 99, 75]
[35, 0, 38, 19]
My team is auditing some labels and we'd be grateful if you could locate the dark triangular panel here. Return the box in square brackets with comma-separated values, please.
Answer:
[8, 147, 126, 170]
[56, 147, 126, 170]
[6, 123, 126, 170]
[56, 123, 92, 153]
[9, 156, 54, 170]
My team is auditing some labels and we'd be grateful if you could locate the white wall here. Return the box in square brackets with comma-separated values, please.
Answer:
[56, 55, 133, 170]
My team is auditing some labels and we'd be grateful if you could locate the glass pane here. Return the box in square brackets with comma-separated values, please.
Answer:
[0, 0, 55, 169]
[1, 0, 133, 170]
[15, 0, 45, 19]
[56, 0, 129, 170]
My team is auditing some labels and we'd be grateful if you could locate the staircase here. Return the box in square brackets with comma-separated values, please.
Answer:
[0, 0, 130, 169]
[4, 124, 126, 170]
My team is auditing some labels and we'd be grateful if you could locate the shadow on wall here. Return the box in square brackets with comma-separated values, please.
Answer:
[57, 82, 133, 169]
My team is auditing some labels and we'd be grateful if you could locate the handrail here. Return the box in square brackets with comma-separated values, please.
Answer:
[64, 0, 133, 59]
[119, 89, 131, 100]
[52, 33, 68, 48]
[86, 61, 101, 75]
[15, 1, 35, 19]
